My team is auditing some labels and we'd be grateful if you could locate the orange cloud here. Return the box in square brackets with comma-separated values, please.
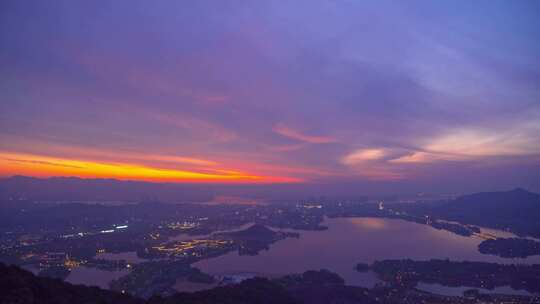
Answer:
[142, 154, 218, 166]
[339, 148, 405, 181]
[273, 124, 336, 144]
[0, 152, 300, 184]
[0, 142, 219, 168]
[341, 149, 385, 165]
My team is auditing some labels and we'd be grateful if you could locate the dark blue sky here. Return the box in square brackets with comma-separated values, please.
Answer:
[1, 1, 539, 193]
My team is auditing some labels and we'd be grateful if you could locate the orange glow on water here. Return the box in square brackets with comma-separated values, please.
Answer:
[348, 218, 387, 230]
[0, 152, 301, 183]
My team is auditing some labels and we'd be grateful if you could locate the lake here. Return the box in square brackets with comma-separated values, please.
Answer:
[66, 266, 129, 289]
[193, 217, 540, 288]
[95, 251, 147, 263]
[68, 217, 540, 294]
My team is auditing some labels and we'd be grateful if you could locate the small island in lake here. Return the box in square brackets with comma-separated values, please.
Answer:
[368, 259, 540, 294]
[478, 237, 540, 258]
[216, 224, 299, 256]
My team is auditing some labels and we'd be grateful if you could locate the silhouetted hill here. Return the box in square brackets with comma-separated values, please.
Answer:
[433, 188, 540, 237]
[224, 224, 278, 240]
[0, 263, 367, 304]
[217, 225, 299, 255]
[2, 263, 536, 304]
[0, 262, 298, 304]
[442, 188, 540, 215]
[0, 263, 142, 304]
[150, 277, 299, 304]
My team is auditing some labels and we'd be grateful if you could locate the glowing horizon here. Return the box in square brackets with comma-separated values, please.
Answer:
[0, 152, 301, 184]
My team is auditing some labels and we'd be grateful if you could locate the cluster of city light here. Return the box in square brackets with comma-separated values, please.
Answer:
[167, 221, 199, 230]
[101, 224, 128, 234]
[302, 204, 323, 209]
[152, 239, 231, 255]
[61, 224, 129, 239]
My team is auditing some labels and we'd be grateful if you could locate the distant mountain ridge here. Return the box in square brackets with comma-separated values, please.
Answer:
[433, 188, 540, 237]
[0, 175, 214, 202]
[446, 188, 540, 212]
[438, 188, 540, 218]
[0, 175, 353, 202]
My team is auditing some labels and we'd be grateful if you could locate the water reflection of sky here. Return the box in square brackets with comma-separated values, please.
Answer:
[347, 218, 387, 230]
[95, 251, 146, 263]
[194, 217, 540, 287]
[69, 217, 540, 292]
[65, 266, 128, 289]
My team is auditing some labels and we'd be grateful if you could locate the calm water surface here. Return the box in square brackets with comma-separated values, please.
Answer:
[67, 217, 540, 293]
[194, 217, 540, 287]
[95, 251, 147, 263]
[66, 266, 129, 289]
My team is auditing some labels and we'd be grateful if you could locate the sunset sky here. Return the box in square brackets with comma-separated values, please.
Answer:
[1, 1, 539, 192]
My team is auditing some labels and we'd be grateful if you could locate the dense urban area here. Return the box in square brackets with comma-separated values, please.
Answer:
[1, 178, 540, 303]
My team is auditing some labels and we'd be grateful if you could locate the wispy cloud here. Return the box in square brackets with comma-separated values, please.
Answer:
[145, 154, 218, 167]
[1, 157, 84, 169]
[388, 152, 460, 164]
[390, 123, 540, 164]
[341, 149, 386, 165]
[273, 124, 336, 144]
[425, 127, 540, 158]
